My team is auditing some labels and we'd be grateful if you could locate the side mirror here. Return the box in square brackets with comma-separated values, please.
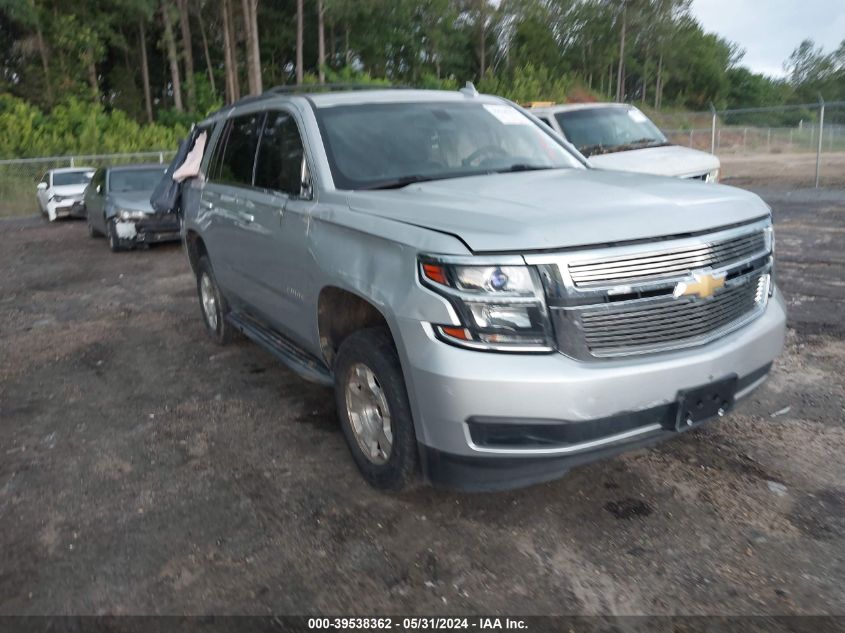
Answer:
[37, 182, 47, 191]
[299, 156, 313, 200]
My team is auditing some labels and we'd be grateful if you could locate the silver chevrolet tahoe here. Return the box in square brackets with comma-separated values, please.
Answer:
[181, 86, 786, 492]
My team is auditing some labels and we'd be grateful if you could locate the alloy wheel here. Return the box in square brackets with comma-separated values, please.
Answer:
[344, 363, 393, 464]
[200, 273, 218, 331]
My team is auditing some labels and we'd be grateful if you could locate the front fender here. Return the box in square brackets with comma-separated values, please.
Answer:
[104, 199, 118, 220]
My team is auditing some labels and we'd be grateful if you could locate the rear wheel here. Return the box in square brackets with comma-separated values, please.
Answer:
[334, 327, 418, 491]
[196, 255, 235, 345]
[87, 216, 102, 238]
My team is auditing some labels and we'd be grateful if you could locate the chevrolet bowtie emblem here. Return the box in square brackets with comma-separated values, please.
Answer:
[673, 271, 726, 299]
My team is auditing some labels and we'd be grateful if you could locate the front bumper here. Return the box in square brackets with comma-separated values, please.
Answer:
[48, 199, 84, 218]
[398, 289, 787, 491]
[114, 214, 181, 244]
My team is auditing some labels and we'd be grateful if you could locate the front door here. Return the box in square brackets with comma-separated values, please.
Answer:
[239, 109, 314, 346]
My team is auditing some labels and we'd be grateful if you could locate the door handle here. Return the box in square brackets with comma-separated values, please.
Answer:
[240, 212, 255, 223]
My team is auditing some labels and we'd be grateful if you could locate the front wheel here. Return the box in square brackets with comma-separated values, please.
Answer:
[107, 218, 125, 252]
[334, 327, 418, 491]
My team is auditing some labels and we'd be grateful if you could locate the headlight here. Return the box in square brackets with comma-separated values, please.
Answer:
[52, 195, 66, 202]
[117, 209, 148, 221]
[420, 258, 554, 352]
[765, 224, 776, 296]
[705, 169, 720, 183]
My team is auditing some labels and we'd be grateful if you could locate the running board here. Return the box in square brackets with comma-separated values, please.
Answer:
[227, 311, 333, 386]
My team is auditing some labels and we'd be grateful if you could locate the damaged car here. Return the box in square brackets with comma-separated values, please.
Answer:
[181, 86, 785, 492]
[84, 164, 179, 252]
[36, 167, 95, 221]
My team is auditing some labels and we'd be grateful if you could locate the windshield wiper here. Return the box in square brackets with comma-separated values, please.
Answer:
[490, 164, 556, 174]
[578, 144, 607, 157]
[625, 138, 670, 149]
[361, 175, 448, 190]
[361, 165, 557, 190]
[579, 139, 668, 157]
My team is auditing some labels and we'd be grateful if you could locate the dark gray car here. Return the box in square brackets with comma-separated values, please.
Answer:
[84, 164, 179, 252]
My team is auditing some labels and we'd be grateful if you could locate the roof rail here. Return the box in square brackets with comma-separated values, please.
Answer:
[262, 83, 409, 95]
[201, 82, 451, 121]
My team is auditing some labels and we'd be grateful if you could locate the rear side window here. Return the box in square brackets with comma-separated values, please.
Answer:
[253, 111, 305, 195]
[205, 122, 229, 181]
[215, 113, 264, 186]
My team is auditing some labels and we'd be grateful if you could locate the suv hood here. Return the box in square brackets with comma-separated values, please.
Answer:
[587, 145, 720, 178]
[346, 169, 768, 253]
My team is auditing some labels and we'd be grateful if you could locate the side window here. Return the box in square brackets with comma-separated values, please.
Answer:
[540, 117, 554, 129]
[216, 113, 264, 187]
[206, 121, 231, 182]
[253, 110, 306, 195]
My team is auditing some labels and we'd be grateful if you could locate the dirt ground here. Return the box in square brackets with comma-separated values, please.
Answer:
[0, 187, 843, 616]
[720, 152, 845, 189]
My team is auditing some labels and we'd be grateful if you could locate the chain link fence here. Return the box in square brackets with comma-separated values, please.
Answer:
[0, 151, 176, 217]
[651, 101, 845, 188]
[2, 103, 843, 218]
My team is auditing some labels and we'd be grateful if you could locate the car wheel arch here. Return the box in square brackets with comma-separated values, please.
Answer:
[185, 230, 209, 275]
[317, 286, 399, 369]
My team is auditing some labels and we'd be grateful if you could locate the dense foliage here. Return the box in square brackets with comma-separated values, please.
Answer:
[0, 0, 842, 158]
[0, 95, 187, 157]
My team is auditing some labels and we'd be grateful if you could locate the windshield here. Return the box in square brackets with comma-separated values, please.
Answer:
[554, 107, 668, 157]
[315, 101, 581, 190]
[53, 171, 93, 186]
[108, 168, 164, 193]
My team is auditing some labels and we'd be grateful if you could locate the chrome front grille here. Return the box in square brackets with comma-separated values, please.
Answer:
[526, 219, 774, 360]
[581, 273, 769, 356]
[568, 230, 767, 288]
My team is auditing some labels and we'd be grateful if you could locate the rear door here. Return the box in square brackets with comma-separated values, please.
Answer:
[200, 112, 264, 303]
[239, 109, 315, 344]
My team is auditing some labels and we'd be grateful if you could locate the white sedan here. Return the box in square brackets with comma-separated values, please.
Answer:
[36, 167, 95, 221]
[529, 103, 720, 182]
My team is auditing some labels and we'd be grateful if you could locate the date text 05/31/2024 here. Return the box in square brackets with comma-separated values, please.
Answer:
[307, 617, 528, 630]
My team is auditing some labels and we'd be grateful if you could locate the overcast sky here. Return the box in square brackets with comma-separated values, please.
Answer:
[690, 0, 845, 77]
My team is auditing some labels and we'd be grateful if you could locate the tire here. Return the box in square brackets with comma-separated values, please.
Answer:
[196, 255, 235, 345]
[87, 217, 102, 238]
[334, 327, 418, 491]
[107, 218, 125, 252]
